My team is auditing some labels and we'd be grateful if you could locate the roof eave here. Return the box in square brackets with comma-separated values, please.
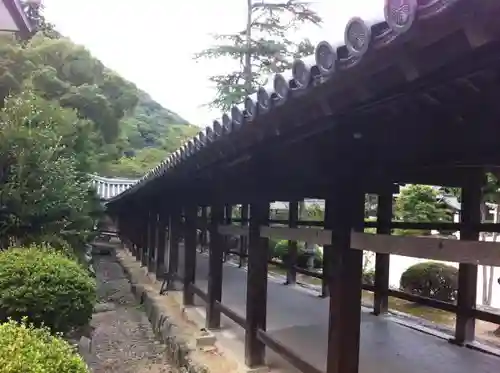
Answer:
[3, 0, 32, 38]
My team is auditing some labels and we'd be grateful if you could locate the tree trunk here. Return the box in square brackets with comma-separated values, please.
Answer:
[244, 0, 253, 94]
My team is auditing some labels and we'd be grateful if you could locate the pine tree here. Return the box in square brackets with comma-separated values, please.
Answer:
[195, 0, 321, 111]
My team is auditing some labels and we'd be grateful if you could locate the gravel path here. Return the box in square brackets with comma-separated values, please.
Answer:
[83, 253, 176, 373]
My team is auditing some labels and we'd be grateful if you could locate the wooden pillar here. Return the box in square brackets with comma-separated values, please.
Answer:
[156, 211, 168, 279]
[453, 171, 482, 345]
[373, 189, 393, 315]
[131, 214, 141, 260]
[140, 211, 148, 266]
[148, 211, 157, 272]
[134, 217, 141, 261]
[285, 201, 298, 285]
[326, 183, 365, 373]
[240, 204, 249, 268]
[184, 205, 198, 305]
[223, 204, 233, 262]
[206, 203, 224, 329]
[167, 208, 180, 288]
[201, 206, 208, 252]
[321, 200, 332, 299]
[245, 200, 270, 367]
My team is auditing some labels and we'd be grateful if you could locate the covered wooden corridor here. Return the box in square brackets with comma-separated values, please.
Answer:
[107, 1, 500, 372]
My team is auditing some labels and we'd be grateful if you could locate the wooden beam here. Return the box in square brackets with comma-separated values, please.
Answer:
[260, 226, 331, 245]
[350, 232, 500, 266]
[218, 225, 249, 236]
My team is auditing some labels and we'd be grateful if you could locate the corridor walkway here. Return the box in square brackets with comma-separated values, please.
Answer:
[177, 249, 499, 373]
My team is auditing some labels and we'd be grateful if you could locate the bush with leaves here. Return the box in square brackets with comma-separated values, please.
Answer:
[270, 239, 322, 269]
[362, 269, 375, 286]
[400, 261, 458, 302]
[395, 185, 453, 236]
[0, 246, 96, 334]
[0, 91, 103, 250]
[0, 319, 89, 373]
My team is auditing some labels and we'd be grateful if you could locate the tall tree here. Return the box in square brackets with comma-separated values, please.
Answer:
[195, 0, 321, 111]
[395, 185, 453, 236]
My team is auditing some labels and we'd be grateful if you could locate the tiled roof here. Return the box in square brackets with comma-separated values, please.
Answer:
[107, 0, 498, 205]
[2, 0, 31, 36]
[91, 175, 137, 200]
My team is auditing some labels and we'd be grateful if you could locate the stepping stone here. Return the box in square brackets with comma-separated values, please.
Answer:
[94, 302, 116, 313]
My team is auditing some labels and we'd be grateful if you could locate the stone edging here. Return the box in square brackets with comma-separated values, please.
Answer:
[115, 252, 209, 373]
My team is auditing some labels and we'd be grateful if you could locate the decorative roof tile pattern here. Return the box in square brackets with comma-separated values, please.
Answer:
[107, 0, 494, 205]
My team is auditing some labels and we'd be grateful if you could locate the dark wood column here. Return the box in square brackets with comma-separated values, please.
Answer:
[285, 201, 298, 285]
[239, 204, 249, 268]
[167, 208, 181, 289]
[140, 210, 148, 266]
[133, 214, 141, 261]
[183, 205, 198, 305]
[206, 203, 224, 329]
[245, 199, 270, 367]
[223, 204, 233, 262]
[148, 210, 157, 272]
[453, 170, 482, 345]
[373, 189, 393, 315]
[156, 211, 168, 279]
[200, 206, 208, 252]
[325, 182, 365, 373]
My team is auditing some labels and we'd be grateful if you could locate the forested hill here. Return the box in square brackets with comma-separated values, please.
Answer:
[0, 32, 198, 178]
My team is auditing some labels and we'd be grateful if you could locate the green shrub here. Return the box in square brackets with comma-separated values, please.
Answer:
[362, 269, 375, 286]
[0, 319, 89, 373]
[267, 238, 280, 259]
[273, 240, 290, 260]
[400, 261, 458, 302]
[0, 245, 96, 334]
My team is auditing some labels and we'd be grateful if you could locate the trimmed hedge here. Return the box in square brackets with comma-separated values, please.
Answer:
[0, 245, 96, 334]
[270, 240, 322, 269]
[400, 261, 458, 302]
[0, 319, 89, 373]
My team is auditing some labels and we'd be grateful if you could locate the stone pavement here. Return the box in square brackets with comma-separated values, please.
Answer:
[83, 253, 176, 373]
[177, 249, 500, 373]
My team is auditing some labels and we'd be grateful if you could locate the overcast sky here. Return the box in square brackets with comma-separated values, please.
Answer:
[43, 0, 382, 126]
